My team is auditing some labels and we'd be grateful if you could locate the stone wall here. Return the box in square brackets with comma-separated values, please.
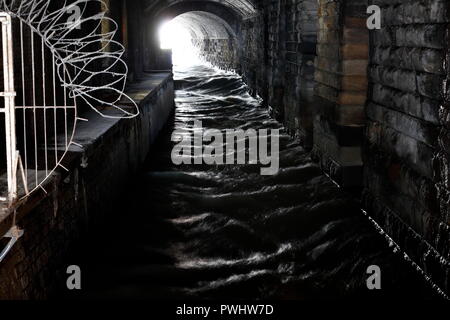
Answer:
[240, 14, 267, 98]
[363, 0, 449, 293]
[193, 38, 239, 71]
[0, 75, 174, 299]
[283, 0, 317, 146]
[238, 0, 368, 180]
[239, 0, 318, 148]
[266, 0, 286, 121]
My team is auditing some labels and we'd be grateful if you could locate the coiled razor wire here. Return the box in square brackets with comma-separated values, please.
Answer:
[1, 0, 139, 119]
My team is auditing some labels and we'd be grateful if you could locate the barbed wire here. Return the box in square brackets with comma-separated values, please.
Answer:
[0, 0, 139, 119]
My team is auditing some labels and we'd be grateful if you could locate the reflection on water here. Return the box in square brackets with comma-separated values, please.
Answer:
[69, 64, 438, 300]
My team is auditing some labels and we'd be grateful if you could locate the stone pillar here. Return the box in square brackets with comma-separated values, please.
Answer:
[313, 0, 369, 187]
[125, 0, 145, 81]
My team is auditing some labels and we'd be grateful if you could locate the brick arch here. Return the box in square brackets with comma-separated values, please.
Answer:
[144, 1, 244, 70]
[172, 11, 239, 69]
[170, 11, 236, 40]
[143, 0, 257, 18]
[150, 1, 241, 36]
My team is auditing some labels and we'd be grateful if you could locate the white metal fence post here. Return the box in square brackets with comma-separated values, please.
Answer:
[0, 12, 17, 207]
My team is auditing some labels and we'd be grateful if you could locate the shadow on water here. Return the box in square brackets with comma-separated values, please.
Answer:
[63, 64, 440, 300]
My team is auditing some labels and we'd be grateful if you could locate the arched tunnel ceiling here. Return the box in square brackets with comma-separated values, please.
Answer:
[144, 0, 257, 18]
[172, 11, 235, 39]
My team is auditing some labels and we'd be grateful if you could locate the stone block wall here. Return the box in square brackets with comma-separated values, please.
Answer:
[363, 0, 449, 293]
[283, 0, 318, 147]
[239, 0, 318, 148]
[239, 0, 287, 108]
[240, 14, 267, 99]
[193, 38, 239, 71]
[312, 0, 369, 187]
[238, 1, 369, 172]
[266, 0, 286, 121]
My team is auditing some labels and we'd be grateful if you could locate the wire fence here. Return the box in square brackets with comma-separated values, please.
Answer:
[0, 13, 77, 206]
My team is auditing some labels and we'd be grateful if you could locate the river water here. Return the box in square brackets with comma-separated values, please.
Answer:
[69, 64, 438, 300]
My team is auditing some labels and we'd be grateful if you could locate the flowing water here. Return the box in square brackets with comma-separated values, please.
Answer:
[68, 64, 438, 300]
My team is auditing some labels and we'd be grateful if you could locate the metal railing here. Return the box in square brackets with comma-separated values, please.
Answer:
[0, 11, 79, 263]
[0, 12, 18, 207]
[0, 1, 137, 262]
[0, 12, 22, 264]
[0, 13, 77, 209]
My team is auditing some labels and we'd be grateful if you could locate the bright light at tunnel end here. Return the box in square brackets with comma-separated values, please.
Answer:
[159, 20, 202, 66]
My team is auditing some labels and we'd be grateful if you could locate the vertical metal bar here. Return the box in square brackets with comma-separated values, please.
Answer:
[41, 38, 48, 175]
[31, 28, 38, 187]
[20, 19, 27, 185]
[53, 54, 57, 164]
[1, 14, 17, 206]
[63, 66, 68, 148]
[17, 153, 28, 195]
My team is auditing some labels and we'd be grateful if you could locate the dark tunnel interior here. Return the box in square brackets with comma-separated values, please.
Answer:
[0, 0, 448, 304]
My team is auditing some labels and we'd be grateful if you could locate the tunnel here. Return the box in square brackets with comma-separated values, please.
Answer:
[140, 0, 254, 72]
[0, 0, 448, 302]
[158, 11, 238, 68]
